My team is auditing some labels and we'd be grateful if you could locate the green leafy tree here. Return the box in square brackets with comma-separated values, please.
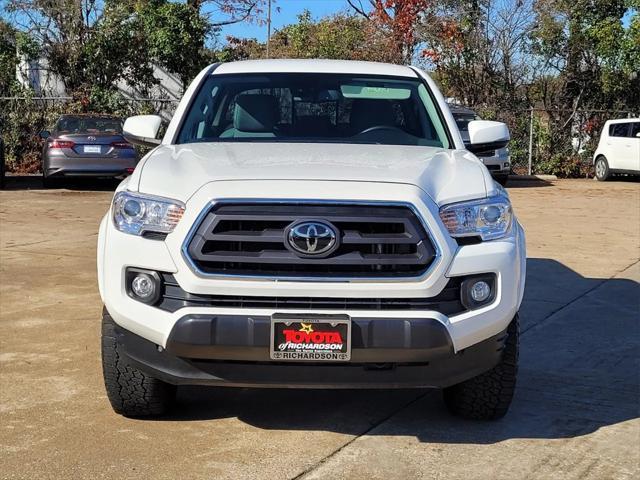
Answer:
[529, 0, 639, 169]
[5, 0, 264, 93]
[0, 20, 19, 96]
[215, 36, 265, 61]
[83, 1, 157, 92]
[272, 11, 372, 60]
[0, 17, 41, 96]
[531, 0, 639, 111]
[141, 0, 210, 89]
[221, 10, 400, 63]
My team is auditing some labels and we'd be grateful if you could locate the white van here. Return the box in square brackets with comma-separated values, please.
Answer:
[593, 119, 640, 181]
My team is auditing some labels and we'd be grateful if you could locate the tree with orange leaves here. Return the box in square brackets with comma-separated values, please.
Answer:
[348, 0, 431, 64]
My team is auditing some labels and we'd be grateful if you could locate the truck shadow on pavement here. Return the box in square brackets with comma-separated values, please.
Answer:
[162, 259, 639, 444]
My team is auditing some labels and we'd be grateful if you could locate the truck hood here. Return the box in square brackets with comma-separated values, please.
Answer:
[134, 142, 494, 205]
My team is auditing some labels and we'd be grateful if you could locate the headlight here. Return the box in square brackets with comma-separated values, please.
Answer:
[112, 191, 185, 236]
[439, 195, 512, 241]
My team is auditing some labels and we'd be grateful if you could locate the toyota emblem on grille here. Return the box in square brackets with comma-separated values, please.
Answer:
[286, 221, 338, 257]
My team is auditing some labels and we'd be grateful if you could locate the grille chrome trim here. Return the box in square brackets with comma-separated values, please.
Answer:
[180, 199, 442, 283]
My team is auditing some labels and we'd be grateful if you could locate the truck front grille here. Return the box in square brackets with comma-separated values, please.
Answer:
[184, 203, 437, 278]
[158, 274, 464, 314]
[477, 150, 496, 158]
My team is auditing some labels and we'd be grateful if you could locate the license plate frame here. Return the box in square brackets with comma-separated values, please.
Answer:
[270, 315, 351, 362]
[83, 145, 101, 154]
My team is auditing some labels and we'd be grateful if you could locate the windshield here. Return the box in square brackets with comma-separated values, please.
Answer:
[452, 114, 478, 132]
[177, 73, 450, 148]
[55, 117, 123, 134]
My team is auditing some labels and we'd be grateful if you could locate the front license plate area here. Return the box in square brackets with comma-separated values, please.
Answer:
[83, 145, 101, 153]
[270, 315, 351, 362]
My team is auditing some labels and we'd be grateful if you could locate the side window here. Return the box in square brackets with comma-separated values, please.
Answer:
[630, 122, 640, 137]
[178, 85, 219, 142]
[417, 84, 449, 148]
[609, 123, 630, 137]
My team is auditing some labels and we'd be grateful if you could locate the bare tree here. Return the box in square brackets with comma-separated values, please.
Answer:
[188, 0, 265, 27]
[6, 0, 104, 90]
[418, 0, 535, 107]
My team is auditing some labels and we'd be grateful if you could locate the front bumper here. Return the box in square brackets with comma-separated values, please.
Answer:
[488, 167, 511, 177]
[483, 163, 511, 177]
[98, 181, 526, 358]
[114, 316, 508, 388]
[479, 151, 511, 177]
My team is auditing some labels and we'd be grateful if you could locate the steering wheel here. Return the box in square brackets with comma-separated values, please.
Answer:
[357, 125, 405, 135]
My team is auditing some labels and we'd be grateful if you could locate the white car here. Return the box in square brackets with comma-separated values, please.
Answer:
[593, 118, 640, 181]
[97, 60, 526, 420]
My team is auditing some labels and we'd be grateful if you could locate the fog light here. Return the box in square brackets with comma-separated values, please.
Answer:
[460, 274, 496, 310]
[131, 274, 155, 299]
[470, 280, 491, 302]
[126, 268, 161, 305]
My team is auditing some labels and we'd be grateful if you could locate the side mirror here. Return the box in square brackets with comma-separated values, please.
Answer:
[39, 130, 50, 139]
[636, 132, 640, 138]
[123, 115, 162, 147]
[466, 120, 510, 153]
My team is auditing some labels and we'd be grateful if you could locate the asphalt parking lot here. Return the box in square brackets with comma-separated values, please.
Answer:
[0, 177, 638, 480]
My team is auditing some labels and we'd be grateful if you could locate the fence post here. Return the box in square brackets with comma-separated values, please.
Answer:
[528, 107, 534, 176]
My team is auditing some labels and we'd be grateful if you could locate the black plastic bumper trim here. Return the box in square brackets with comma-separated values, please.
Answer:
[113, 316, 507, 389]
[165, 314, 454, 362]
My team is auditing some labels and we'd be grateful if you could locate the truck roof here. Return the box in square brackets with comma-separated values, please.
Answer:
[213, 59, 419, 78]
[447, 104, 477, 116]
[604, 118, 640, 125]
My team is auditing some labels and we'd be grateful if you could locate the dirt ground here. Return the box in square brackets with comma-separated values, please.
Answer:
[0, 177, 638, 480]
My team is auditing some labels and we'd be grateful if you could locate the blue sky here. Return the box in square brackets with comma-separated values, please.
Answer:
[213, 1, 636, 43]
[217, 0, 352, 42]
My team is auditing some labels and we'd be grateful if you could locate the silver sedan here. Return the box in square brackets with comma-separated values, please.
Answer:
[41, 115, 139, 187]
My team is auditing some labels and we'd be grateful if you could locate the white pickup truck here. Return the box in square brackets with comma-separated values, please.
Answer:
[97, 59, 526, 420]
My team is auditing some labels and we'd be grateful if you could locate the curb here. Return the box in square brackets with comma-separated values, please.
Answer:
[508, 174, 558, 181]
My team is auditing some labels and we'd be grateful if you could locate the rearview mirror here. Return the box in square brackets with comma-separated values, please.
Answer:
[466, 120, 510, 153]
[123, 115, 162, 147]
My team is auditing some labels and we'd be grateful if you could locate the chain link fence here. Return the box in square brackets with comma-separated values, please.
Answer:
[1, 96, 637, 176]
[468, 106, 638, 177]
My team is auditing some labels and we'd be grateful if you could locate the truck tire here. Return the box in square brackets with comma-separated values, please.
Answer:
[443, 314, 519, 420]
[101, 308, 176, 417]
